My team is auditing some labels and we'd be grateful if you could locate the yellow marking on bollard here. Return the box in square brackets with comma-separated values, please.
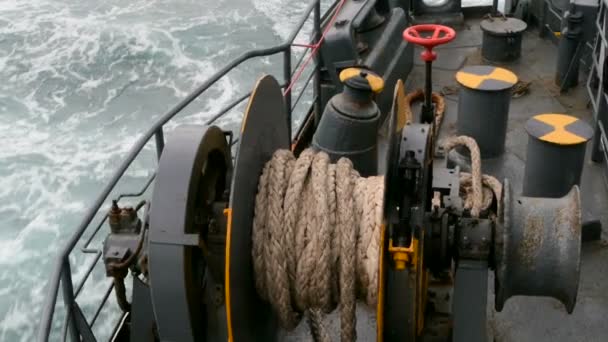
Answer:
[456, 66, 518, 90]
[534, 114, 589, 145]
[339, 67, 385, 93]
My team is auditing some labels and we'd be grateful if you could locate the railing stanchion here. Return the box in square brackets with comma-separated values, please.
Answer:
[314, 0, 323, 126]
[154, 127, 165, 160]
[61, 260, 79, 342]
[284, 48, 292, 141]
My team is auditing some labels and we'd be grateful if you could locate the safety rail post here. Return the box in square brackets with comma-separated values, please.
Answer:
[284, 48, 292, 141]
[154, 127, 165, 160]
[314, 0, 323, 126]
[60, 260, 79, 342]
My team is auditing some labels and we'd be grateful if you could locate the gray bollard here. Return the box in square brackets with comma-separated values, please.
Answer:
[522, 113, 593, 197]
[455, 65, 518, 158]
[555, 11, 583, 90]
[480, 17, 527, 63]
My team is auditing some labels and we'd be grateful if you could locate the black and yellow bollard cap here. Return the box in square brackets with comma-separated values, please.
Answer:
[525, 113, 593, 145]
[456, 65, 518, 91]
[339, 68, 384, 94]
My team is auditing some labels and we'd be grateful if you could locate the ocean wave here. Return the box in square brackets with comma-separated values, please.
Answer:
[0, 0, 262, 339]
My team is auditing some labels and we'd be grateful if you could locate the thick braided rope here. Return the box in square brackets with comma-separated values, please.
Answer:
[441, 136, 503, 217]
[252, 148, 383, 342]
[440, 136, 484, 217]
[459, 172, 503, 214]
[404, 89, 446, 136]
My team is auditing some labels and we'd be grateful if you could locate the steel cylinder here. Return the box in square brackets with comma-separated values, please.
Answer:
[495, 179, 582, 314]
[480, 17, 527, 63]
[455, 65, 518, 158]
[522, 114, 593, 198]
[312, 68, 384, 176]
[555, 12, 583, 89]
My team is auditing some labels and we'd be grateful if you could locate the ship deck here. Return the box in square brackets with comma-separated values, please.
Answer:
[409, 16, 608, 342]
[285, 15, 608, 342]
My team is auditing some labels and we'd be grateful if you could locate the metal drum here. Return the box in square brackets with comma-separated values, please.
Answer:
[480, 17, 527, 63]
[455, 65, 518, 158]
[522, 113, 594, 197]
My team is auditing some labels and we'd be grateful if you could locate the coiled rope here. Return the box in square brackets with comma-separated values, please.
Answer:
[252, 148, 384, 342]
[251, 88, 503, 341]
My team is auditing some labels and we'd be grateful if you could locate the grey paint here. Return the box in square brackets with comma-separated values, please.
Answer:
[312, 73, 382, 176]
[416, 17, 608, 341]
[228, 75, 288, 341]
[522, 136, 589, 198]
[148, 125, 230, 342]
[457, 87, 512, 158]
[495, 180, 582, 314]
[453, 260, 489, 342]
[480, 18, 526, 63]
[319, 3, 413, 120]
[130, 277, 156, 342]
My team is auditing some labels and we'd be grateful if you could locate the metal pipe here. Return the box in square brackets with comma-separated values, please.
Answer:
[205, 92, 251, 125]
[90, 283, 115, 328]
[314, 0, 323, 126]
[81, 173, 154, 251]
[206, 82, 287, 126]
[80, 216, 107, 251]
[422, 61, 433, 123]
[154, 127, 164, 160]
[292, 67, 317, 111]
[295, 96, 318, 141]
[74, 251, 102, 297]
[116, 173, 157, 201]
[292, 47, 312, 78]
[284, 48, 293, 141]
[108, 312, 128, 341]
[60, 261, 79, 342]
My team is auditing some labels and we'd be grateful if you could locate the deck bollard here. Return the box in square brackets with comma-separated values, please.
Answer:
[522, 113, 593, 197]
[480, 17, 527, 63]
[455, 65, 518, 158]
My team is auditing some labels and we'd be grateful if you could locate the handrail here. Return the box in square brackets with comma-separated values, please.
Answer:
[37, 0, 336, 340]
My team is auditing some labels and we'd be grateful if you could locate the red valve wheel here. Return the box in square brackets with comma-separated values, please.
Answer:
[403, 24, 456, 62]
[403, 24, 456, 48]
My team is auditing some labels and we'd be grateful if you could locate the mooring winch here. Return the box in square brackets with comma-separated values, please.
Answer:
[98, 24, 586, 342]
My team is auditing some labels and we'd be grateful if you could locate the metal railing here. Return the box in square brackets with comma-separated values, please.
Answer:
[588, 0, 608, 181]
[37, 1, 341, 340]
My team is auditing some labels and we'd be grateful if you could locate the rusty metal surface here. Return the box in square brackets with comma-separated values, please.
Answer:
[496, 179, 582, 314]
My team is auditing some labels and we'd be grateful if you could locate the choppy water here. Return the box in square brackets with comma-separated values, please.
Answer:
[0, 0, 491, 340]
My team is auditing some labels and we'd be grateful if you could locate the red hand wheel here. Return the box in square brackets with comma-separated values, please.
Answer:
[402, 24, 456, 123]
[403, 24, 456, 61]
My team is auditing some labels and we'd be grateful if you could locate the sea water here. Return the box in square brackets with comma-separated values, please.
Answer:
[0, 0, 492, 340]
